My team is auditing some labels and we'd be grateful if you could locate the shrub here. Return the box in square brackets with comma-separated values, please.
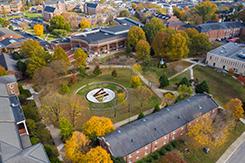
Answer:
[152, 152, 160, 160]
[159, 73, 169, 88]
[153, 104, 160, 112]
[137, 112, 145, 119]
[17, 60, 27, 74]
[59, 83, 70, 94]
[178, 77, 191, 87]
[52, 29, 67, 37]
[165, 144, 174, 151]
[93, 65, 102, 75]
[195, 80, 209, 93]
[131, 75, 142, 88]
[111, 69, 117, 77]
[22, 103, 41, 122]
[159, 148, 167, 155]
[44, 144, 59, 158]
[30, 137, 40, 144]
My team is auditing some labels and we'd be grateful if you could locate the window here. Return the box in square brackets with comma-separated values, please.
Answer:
[155, 141, 158, 144]
[173, 131, 176, 134]
[213, 63, 216, 67]
[136, 156, 139, 160]
[136, 151, 139, 154]
[145, 146, 148, 150]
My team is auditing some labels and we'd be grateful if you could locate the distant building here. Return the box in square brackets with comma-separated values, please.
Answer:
[206, 42, 245, 76]
[84, 2, 100, 15]
[100, 94, 219, 163]
[196, 21, 245, 41]
[43, 0, 66, 21]
[115, 17, 144, 27]
[0, 75, 50, 163]
[0, 0, 23, 14]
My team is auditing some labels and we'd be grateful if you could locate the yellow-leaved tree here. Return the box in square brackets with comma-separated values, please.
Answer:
[33, 24, 44, 36]
[80, 18, 91, 31]
[65, 131, 90, 162]
[83, 116, 114, 139]
[187, 117, 213, 146]
[131, 75, 142, 88]
[84, 146, 113, 163]
[224, 98, 244, 120]
[0, 65, 7, 76]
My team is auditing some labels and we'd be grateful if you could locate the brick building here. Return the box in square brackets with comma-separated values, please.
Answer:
[0, 0, 23, 14]
[196, 21, 245, 41]
[100, 94, 219, 163]
[0, 28, 23, 42]
[206, 42, 245, 76]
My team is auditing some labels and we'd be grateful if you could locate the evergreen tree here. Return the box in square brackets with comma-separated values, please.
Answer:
[195, 81, 209, 93]
[159, 74, 169, 88]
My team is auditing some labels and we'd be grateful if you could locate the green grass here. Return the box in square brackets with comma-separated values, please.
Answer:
[70, 68, 160, 122]
[142, 60, 192, 86]
[180, 122, 245, 163]
[194, 66, 245, 105]
[23, 11, 42, 19]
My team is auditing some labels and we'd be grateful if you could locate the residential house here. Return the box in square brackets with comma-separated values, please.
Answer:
[206, 42, 245, 76]
[0, 28, 23, 42]
[0, 0, 23, 14]
[43, 0, 66, 21]
[100, 94, 219, 163]
[0, 75, 50, 163]
[196, 21, 245, 41]
[84, 2, 100, 15]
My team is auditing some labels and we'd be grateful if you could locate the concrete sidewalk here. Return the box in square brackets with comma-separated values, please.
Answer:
[216, 132, 245, 163]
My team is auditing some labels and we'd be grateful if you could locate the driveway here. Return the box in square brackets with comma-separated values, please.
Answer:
[226, 141, 245, 163]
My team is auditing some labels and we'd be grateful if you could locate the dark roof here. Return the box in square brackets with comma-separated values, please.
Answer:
[115, 17, 144, 27]
[0, 28, 21, 37]
[196, 21, 245, 33]
[72, 25, 130, 44]
[44, 6, 56, 13]
[102, 94, 219, 157]
[0, 54, 18, 72]
[86, 2, 98, 8]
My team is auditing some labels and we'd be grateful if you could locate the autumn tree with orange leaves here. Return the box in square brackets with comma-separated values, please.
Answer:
[225, 98, 244, 120]
[84, 146, 113, 163]
[33, 24, 44, 36]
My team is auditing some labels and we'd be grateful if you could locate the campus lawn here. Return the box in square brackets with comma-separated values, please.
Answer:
[70, 68, 161, 122]
[23, 11, 42, 19]
[142, 60, 192, 86]
[193, 66, 245, 105]
[181, 122, 245, 163]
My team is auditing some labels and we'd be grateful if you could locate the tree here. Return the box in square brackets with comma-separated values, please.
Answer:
[21, 39, 46, 57]
[53, 46, 70, 65]
[178, 77, 191, 87]
[84, 146, 113, 163]
[132, 63, 142, 73]
[59, 118, 73, 141]
[117, 92, 125, 103]
[127, 26, 146, 51]
[33, 66, 57, 86]
[187, 117, 213, 146]
[153, 104, 160, 112]
[73, 48, 88, 68]
[33, 24, 44, 36]
[136, 86, 153, 109]
[49, 15, 71, 32]
[93, 65, 102, 75]
[185, 28, 211, 56]
[193, 1, 217, 23]
[135, 39, 151, 63]
[144, 17, 165, 43]
[173, 7, 187, 21]
[131, 75, 142, 88]
[0, 18, 10, 27]
[152, 30, 189, 61]
[65, 131, 90, 162]
[177, 84, 193, 99]
[82, 116, 114, 139]
[80, 18, 91, 31]
[17, 60, 27, 75]
[49, 60, 68, 76]
[0, 65, 7, 76]
[195, 81, 209, 93]
[225, 98, 244, 120]
[119, 10, 130, 17]
[27, 55, 48, 76]
[159, 73, 169, 88]
[162, 150, 186, 163]
[111, 69, 117, 77]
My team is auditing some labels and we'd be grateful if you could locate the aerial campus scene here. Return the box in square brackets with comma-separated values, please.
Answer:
[0, 0, 245, 163]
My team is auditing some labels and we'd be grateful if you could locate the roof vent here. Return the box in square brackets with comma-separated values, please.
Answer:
[143, 118, 146, 122]
[154, 128, 157, 131]
[199, 106, 202, 110]
[11, 103, 18, 107]
[131, 139, 133, 142]
[177, 116, 181, 119]
[166, 108, 170, 111]
[104, 33, 109, 36]
[117, 130, 121, 134]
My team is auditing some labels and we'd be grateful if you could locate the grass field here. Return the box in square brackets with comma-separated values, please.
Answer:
[70, 68, 160, 122]
[193, 66, 245, 105]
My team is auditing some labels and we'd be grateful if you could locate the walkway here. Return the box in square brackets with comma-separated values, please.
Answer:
[217, 132, 245, 163]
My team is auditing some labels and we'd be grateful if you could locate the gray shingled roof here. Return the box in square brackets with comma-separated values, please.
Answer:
[43, 6, 56, 13]
[102, 94, 219, 157]
[196, 21, 245, 33]
[0, 54, 18, 72]
[72, 25, 130, 44]
[0, 74, 16, 84]
[0, 28, 21, 38]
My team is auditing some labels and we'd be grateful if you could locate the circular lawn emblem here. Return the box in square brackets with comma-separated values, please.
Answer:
[86, 88, 115, 103]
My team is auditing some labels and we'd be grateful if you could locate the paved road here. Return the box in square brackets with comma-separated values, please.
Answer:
[226, 141, 245, 163]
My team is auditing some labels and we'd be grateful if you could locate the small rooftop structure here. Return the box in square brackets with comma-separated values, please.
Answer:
[115, 17, 144, 27]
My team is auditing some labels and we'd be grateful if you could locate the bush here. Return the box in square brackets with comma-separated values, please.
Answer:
[152, 152, 160, 160]
[159, 148, 167, 155]
[137, 112, 145, 119]
[111, 69, 117, 77]
[93, 65, 102, 75]
[131, 75, 142, 88]
[30, 137, 40, 144]
[159, 73, 169, 88]
[165, 144, 174, 151]
[44, 144, 59, 158]
[22, 103, 41, 122]
[153, 104, 160, 112]
[36, 128, 53, 145]
[178, 77, 191, 87]
[195, 80, 209, 93]
[59, 83, 70, 94]
[17, 60, 27, 74]
[52, 29, 67, 37]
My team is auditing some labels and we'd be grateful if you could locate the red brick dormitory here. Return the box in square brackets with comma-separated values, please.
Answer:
[100, 94, 220, 163]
